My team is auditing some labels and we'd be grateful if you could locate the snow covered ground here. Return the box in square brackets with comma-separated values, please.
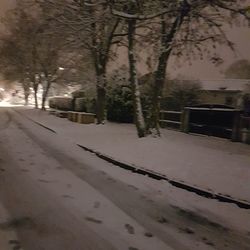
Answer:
[1, 107, 250, 249]
[0, 203, 21, 250]
[15, 107, 250, 203]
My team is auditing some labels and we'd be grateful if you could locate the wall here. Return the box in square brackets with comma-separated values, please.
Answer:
[199, 90, 242, 107]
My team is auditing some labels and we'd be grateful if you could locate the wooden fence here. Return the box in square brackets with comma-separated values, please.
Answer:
[160, 108, 250, 143]
[159, 110, 182, 130]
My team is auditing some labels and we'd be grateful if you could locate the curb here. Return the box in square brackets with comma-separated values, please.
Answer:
[13, 109, 57, 134]
[14, 109, 250, 210]
[77, 144, 250, 210]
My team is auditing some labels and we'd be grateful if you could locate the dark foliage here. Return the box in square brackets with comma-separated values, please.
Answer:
[106, 85, 134, 123]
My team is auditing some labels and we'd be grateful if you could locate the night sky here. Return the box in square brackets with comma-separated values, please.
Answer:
[0, 0, 249, 79]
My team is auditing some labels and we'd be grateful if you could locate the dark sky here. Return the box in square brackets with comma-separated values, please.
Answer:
[0, 0, 249, 79]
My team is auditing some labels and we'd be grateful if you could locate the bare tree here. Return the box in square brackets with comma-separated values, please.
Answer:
[36, 0, 124, 123]
[108, 0, 160, 137]
[110, 0, 249, 137]
[148, 0, 250, 135]
[0, 1, 73, 109]
[0, 10, 39, 106]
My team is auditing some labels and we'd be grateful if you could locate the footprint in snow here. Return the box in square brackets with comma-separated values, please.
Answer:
[20, 169, 29, 173]
[9, 240, 20, 245]
[125, 224, 135, 234]
[107, 177, 116, 183]
[62, 194, 74, 199]
[202, 237, 215, 247]
[94, 201, 101, 209]
[127, 185, 139, 191]
[85, 217, 103, 224]
[179, 227, 195, 234]
[144, 232, 153, 238]
[157, 216, 169, 224]
[38, 179, 53, 183]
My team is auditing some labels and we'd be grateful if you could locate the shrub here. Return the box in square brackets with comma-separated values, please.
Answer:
[49, 97, 73, 111]
[85, 98, 96, 113]
[74, 98, 87, 112]
[106, 85, 134, 123]
[162, 80, 201, 111]
[71, 90, 85, 99]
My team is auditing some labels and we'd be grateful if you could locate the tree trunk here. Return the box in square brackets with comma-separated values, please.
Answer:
[95, 70, 107, 124]
[96, 84, 106, 124]
[24, 92, 29, 106]
[34, 88, 38, 109]
[149, 4, 189, 135]
[22, 80, 30, 106]
[128, 19, 146, 138]
[41, 76, 52, 111]
[31, 75, 39, 109]
[149, 44, 171, 136]
[41, 95, 47, 110]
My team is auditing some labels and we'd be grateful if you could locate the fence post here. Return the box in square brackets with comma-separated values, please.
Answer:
[232, 111, 241, 142]
[181, 108, 190, 133]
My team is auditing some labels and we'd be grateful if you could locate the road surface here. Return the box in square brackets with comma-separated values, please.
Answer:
[0, 107, 250, 250]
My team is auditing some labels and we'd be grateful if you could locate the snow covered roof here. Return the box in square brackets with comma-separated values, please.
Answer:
[199, 79, 250, 91]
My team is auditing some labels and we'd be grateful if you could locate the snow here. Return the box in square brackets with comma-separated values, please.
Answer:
[199, 79, 250, 91]
[1, 107, 250, 249]
[1, 110, 177, 249]
[0, 204, 20, 250]
[14, 107, 250, 203]
[0, 100, 24, 107]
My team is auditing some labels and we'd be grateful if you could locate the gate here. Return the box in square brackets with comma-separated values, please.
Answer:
[182, 105, 242, 140]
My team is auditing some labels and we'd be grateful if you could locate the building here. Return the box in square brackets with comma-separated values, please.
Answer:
[198, 79, 250, 108]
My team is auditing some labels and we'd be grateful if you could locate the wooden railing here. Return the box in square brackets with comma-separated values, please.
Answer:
[159, 110, 182, 130]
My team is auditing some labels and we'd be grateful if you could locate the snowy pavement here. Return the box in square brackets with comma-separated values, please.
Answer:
[15, 107, 250, 203]
[1, 107, 250, 250]
[0, 203, 21, 250]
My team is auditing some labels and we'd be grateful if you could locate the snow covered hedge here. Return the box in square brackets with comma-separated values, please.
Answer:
[74, 98, 87, 112]
[49, 97, 74, 111]
[72, 90, 85, 99]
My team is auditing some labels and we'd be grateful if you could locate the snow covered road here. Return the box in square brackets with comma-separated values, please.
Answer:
[16, 107, 250, 203]
[0, 107, 250, 250]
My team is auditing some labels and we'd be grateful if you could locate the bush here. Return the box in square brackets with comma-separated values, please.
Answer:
[71, 90, 85, 99]
[74, 98, 87, 112]
[162, 80, 201, 111]
[49, 97, 73, 111]
[106, 85, 134, 123]
[85, 98, 96, 113]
